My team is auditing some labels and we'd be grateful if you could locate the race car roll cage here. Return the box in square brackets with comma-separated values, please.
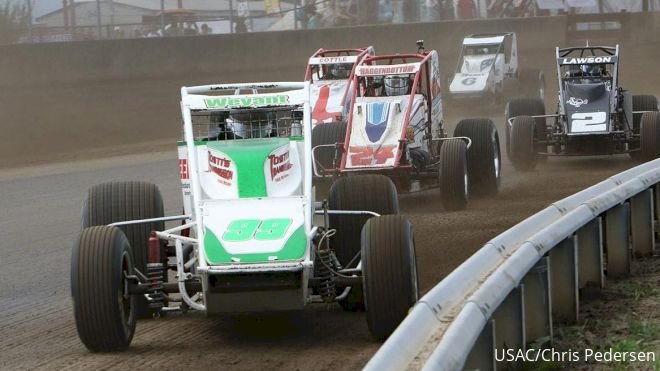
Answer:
[454, 33, 512, 77]
[555, 45, 620, 119]
[304, 47, 375, 117]
[100, 82, 381, 313]
[312, 51, 471, 180]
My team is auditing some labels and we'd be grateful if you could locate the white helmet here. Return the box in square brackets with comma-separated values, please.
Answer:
[227, 110, 273, 139]
[384, 74, 410, 96]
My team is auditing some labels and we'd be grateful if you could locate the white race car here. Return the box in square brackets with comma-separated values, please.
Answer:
[70, 82, 418, 351]
[306, 47, 374, 126]
[448, 33, 544, 105]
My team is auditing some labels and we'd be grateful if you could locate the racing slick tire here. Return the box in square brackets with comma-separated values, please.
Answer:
[510, 116, 538, 171]
[328, 174, 399, 311]
[518, 68, 545, 101]
[453, 118, 501, 197]
[632, 95, 659, 133]
[505, 98, 546, 161]
[361, 215, 418, 340]
[71, 226, 137, 352]
[640, 112, 660, 162]
[312, 121, 347, 176]
[82, 181, 165, 318]
[438, 139, 469, 210]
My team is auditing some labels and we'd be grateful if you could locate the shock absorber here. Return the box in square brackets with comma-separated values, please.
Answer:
[314, 228, 337, 303]
[146, 232, 165, 313]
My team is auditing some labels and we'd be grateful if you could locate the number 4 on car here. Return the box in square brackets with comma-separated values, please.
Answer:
[70, 81, 419, 352]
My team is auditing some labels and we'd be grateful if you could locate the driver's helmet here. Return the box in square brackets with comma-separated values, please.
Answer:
[328, 63, 352, 79]
[227, 110, 273, 139]
[580, 64, 602, 77]
[384, 74, 411, 96]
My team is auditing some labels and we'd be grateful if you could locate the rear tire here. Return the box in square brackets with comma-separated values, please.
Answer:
[438, 139, 469, 210]
[640, 112, 660, 162]
[82, 181, 164, 317]
[510, 116, 537, 171]
[71, 226, 137, 352]
[312, 121, 347, 174]
[328, 174, 399, 267]
[453, 118, 501, 197]
[505, 98, 546, 161]
[328, 175, 399, 311]
[362, 215, 418, 340]
[518, 69, 545, 100]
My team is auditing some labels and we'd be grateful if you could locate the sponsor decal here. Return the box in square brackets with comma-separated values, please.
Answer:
[268, 151, 293, 182]
[208, 151, 234, 186]
[366, 102, 391, 142]
[357, 64, 417, 76]
[320, 56, 348, 63]
[204, 95, 289, 109]
[462, 77, 477, 85]
[349, 145, 396, 166]
[567, 97, 588, 108]
[179, 159, 189, 180]
[561, 56, 614, 65]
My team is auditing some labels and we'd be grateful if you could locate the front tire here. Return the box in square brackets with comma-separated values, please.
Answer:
[362, 215, 418, 340]
[453, 118, 501, 197]
[640, 112, 660, 162]
[438, 139, 469, 210]
[505, 98, 546, 161]
[71, 226, 137, 352]
[510, 116, 538, 171]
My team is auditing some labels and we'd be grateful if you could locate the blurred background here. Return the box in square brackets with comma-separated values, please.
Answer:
[1, 0, 659, 44]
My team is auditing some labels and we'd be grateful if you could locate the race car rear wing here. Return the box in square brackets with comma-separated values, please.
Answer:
[556, 45, 619, 65]
[181, 82, 306, 111]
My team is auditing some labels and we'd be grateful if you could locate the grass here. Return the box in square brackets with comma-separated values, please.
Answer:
[523, 260, 660, 371]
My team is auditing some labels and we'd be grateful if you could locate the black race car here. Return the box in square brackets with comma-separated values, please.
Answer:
[505, 45, 660, 170]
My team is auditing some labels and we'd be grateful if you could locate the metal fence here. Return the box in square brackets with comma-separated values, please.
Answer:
[365, 158, 660, 370]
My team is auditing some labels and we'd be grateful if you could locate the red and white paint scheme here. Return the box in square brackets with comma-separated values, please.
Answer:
[304, 47, 375, 126]
[335, 50, 444, 173]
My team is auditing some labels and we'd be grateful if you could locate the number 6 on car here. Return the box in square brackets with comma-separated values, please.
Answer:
[70, 80, 419, 352]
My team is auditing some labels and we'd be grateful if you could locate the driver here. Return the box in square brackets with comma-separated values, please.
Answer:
[226, 110, 273, 139]
[580, 64, 604, 77]
[383, 74, 411, 96]
[324, 63, 352, 79]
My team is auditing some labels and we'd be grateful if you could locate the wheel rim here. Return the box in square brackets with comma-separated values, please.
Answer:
[492, 130, 501, 179]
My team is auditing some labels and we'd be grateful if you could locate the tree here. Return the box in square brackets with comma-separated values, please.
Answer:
[0, 1, 28, 45]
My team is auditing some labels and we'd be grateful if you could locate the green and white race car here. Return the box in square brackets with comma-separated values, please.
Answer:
[70, 82, 418, 351]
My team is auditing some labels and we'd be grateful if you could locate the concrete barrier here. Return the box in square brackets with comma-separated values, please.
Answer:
[0, 13, 656, 166]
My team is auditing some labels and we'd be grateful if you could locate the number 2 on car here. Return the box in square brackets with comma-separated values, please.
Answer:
[222, 219, 292, 241]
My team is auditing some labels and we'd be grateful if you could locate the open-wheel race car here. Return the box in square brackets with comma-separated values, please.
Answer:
[312, 41, 502, 210]
[447, 33, 544, 105]
[70, 82, 419, 352]
[305, 46, 375, 126]
[505, 45, 660, 171]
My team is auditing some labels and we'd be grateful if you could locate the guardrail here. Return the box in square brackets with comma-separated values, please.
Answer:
[365, 158, 660, 370]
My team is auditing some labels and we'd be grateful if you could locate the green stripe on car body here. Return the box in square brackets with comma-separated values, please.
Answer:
[207, 138, 288, 198]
